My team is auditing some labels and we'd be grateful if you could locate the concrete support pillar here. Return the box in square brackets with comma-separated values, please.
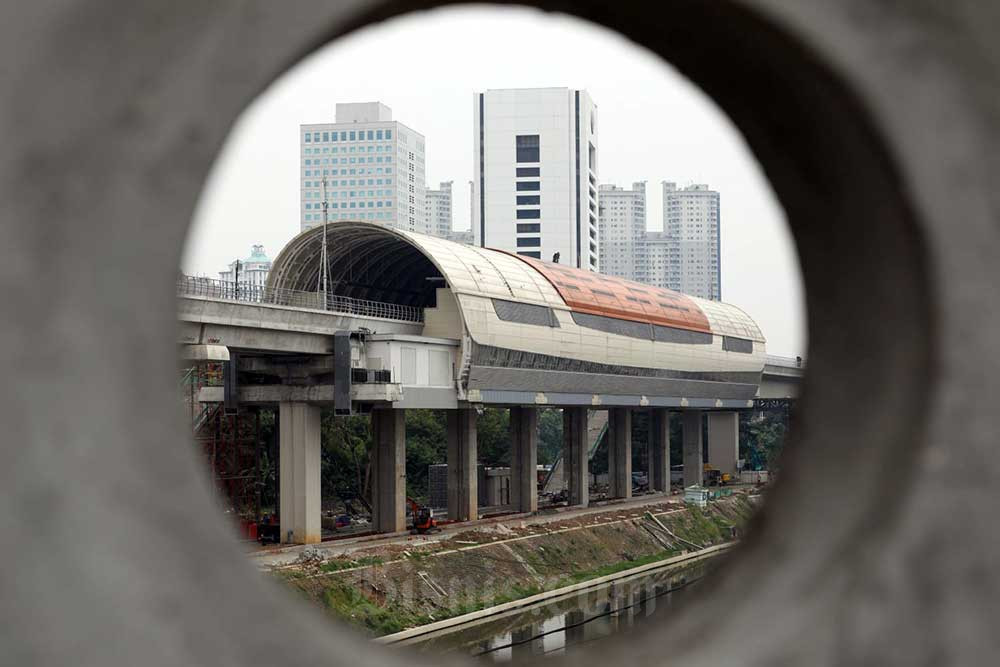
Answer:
[682, 411, 704, 488]
[447, 408, 478, 522]
[371, 408, 406, 533]
[278, 402, 321, 544]
[607, 408, 632, 499]
[708, 411, 740, 475]
[562, 407, 589, 507]
[650, 409, 670, 493]
[509, 407, 538, 513]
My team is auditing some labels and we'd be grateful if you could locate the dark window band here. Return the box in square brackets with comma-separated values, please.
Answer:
[723, 336, 754, 353]
[492, 299, 559, 327]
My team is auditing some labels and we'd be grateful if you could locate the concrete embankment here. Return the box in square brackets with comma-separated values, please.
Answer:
[273, 494, 757, 637]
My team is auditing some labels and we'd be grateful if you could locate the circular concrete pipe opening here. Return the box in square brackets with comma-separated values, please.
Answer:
[4, 1, 950, 665]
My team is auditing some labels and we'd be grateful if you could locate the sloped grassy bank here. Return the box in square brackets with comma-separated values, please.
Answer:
[275, 495, 757, 636]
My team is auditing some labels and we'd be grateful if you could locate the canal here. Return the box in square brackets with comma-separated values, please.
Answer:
[396, 552, 721, 660]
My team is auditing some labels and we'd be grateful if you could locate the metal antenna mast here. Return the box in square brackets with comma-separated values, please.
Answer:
[319, 176, 329, 304]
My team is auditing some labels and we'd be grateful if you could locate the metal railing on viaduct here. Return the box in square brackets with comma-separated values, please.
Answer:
[177, 275, 424, 323]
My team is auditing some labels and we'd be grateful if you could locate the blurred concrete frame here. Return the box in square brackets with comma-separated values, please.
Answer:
[2, 0, 998, 664]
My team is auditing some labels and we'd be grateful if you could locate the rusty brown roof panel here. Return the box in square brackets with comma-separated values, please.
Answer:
[505, 253, 712, 333]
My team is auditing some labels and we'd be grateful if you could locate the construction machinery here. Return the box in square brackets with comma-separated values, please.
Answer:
[703, 464, 733, 487]
[407, 498, 439, 534]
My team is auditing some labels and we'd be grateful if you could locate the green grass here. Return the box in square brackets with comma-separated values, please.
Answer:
[320, 580, 432, 636]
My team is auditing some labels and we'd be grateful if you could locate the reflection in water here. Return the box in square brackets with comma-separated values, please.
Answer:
[405, 555, 717, 660]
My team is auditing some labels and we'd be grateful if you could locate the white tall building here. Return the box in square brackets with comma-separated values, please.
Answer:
[426, 181, 453, 238]
[598, 182, 647, 282]
[299, 102, 426, 233]
[472, 88, 599, 269]
[660, 182, 721, 300]
[219, 245, 272, 287]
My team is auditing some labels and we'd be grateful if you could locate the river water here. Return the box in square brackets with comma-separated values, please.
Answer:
[401, 554, 720, 661]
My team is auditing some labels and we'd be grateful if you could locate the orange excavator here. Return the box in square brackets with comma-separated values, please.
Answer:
[407, 497, 439, 534]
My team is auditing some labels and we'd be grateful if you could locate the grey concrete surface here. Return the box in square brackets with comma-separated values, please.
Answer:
[1, 0, 999, 665]
[682, 411, 704, 489]
[607, 407, 632, 499]
[446, 408, 478, 522]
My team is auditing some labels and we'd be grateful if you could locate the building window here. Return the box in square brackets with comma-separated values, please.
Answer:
[516, 167, 540, 177]
[516, 181, 540, 192]
[304, 133, 311, 143]
[322, 132, 329, 141]
[517, 251, 542, 259]
[376, 130, 383, 140]
[516, 223, 541, 234]
[516, 237, 541, 248]
[385, 129, 392, 139]
[516, 195, 540, 205]
[516, 209, 541, 219]
[516, 134, 540, 162]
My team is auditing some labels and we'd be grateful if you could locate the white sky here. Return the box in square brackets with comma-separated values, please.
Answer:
[184, 5, 806, 356]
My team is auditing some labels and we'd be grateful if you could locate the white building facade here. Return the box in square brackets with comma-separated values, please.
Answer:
[472, 88, 599, 269]
[598, 181, 647, 282]
[219, 245, 272, 287]
[299, 102, 426, 234]
[426, 181, 453, 238]
[660, 182, 721, 300]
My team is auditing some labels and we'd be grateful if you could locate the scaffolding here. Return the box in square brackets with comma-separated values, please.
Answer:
[184, 364, 265, 538]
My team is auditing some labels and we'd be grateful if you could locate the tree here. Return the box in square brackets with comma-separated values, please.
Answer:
[744, 412, 788, 471]
[537, 408, 563, 465]
[476, 408, 510, 466]
[320, 411, 372, 510]
[404, 409, 447, 501]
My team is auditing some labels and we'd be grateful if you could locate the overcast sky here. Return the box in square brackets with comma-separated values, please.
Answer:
[184, 5, 806, 356]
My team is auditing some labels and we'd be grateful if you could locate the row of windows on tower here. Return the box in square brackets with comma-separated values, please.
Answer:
[304, 145, 393, 155]
[304, 129, 392, 142]
[305, 212, 395, 222]
[304, 168, 391, 177]
[304, 156, 392, 166]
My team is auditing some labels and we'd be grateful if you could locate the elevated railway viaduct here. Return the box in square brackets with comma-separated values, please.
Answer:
[179, 222, 801, 543]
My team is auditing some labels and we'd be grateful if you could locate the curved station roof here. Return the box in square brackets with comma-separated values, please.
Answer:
[267, 221, 763, 343]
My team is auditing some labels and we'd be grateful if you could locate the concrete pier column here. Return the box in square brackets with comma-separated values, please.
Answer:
[708, 411, 740, 475]
[278, 402, 321, 544]
[447, 408, 478, 522]
[650, 409, 670, 493]
[509, 407, 538, 513]
[682, 411, 704, 488]
[562, 407, 589, 507]
[371, 408, 406, 533]
[607, 408, 632, 499]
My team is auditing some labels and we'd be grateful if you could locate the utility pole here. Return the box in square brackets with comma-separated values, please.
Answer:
[319, 176, 330, 307]
[234, 258, 241, 300]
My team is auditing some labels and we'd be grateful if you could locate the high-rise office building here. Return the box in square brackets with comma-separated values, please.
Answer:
[660, 182, 721, 300]
[472, 88, 598, 269]
[426, 181, 453, 238]
[299, 102, 426, 233]
[598, 182, 647, 282]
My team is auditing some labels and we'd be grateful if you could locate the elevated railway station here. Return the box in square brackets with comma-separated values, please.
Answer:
[178, 222, 801, 543]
